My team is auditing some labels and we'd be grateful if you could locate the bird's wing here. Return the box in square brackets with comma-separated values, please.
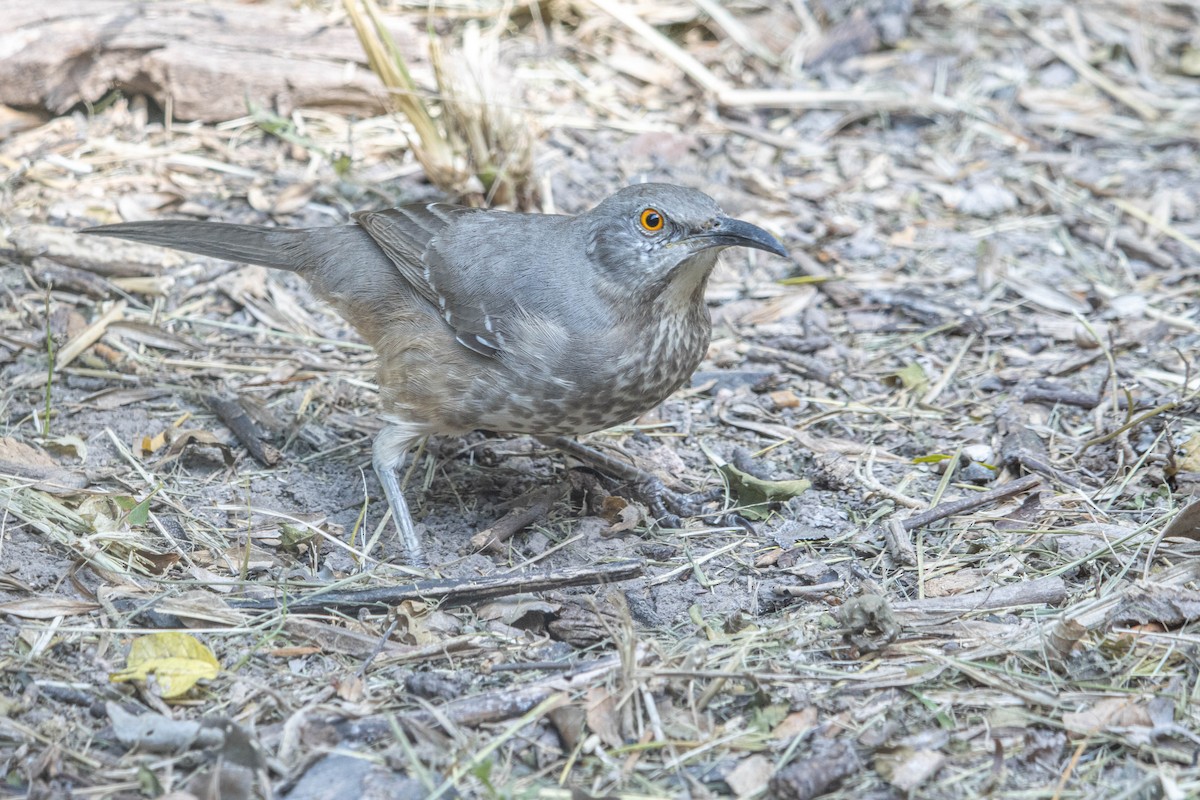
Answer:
[353, 204, 530, 358]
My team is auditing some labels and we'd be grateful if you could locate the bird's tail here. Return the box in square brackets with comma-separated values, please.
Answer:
[81, 220, 346, 274]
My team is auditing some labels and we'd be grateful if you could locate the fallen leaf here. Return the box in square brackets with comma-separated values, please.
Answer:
[923, 570, 987, 597]
[1113, 584, 1200, 628]
[334, 674, 364, 702]
[477, 596, 558, 628]
[0, 436, 87, 492]
[139, 430, 168, 457]
[110, 632, 220, 699]
[1006, 278, 1090, 314]
[0, 597, 99, 619]
[81, 386, 173, 410]
[585, 686, 623, 748]
[600, 496, 646, 534]
[720, 463, 811, 521]
[1063, 697, 1153, 735]
[114, 494, 152, 526]
[771, 707, 819, 739]
[875, 746, 945, 791]
[725, 754, 773, 798]
[41, 435, 87, 462]
[887, 362, 927, 391]
[1161, 499, 1200, 542]
[155, 430, 236, 468]
[1178, 434, 1200, 473]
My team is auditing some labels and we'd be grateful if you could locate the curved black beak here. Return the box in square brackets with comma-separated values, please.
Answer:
[693, 217, 789, 258]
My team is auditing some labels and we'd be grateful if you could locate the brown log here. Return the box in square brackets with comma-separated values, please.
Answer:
[0, 1, 423, 121]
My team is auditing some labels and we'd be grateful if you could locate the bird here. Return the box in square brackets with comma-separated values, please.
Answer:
[83, 183, 789, 566]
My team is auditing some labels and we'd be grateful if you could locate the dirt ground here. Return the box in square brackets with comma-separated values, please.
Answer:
[3, 1, 1200, 798]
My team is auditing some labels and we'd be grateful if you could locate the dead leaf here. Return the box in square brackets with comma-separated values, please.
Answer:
[1114, 584, 1200, 628]
[155, 592, 243, 628]
[0, 597, 99, 619]
[217, 266, 269, 303]
[108, 320, 198, 352]
[1044, 617, 1087, 666]
[215, 543, 281, 575]
[1178, 434, 1200, 473]
[1161, 499, 1200, 542]
[755, 549, 784, 568]
[585, 686, 623, 748]
[139, 429, 168, 457]
[888, 225, 917, 247]
[283, 618, 388, 658]
[771, 707, 819, 739]
[1181, 45, 1200, 76]
[115, 191, 184, 223]
[155, 430, 236, 468]
[1005, 278, 1090, 315]
[477, 595, 558, 628]
[1063, 697, 1153, 735]
[600, 496, 646, 534]
[335, 674, 365, 702]
[725, 754, 773, 798]
[923, 570, 987, 597]
[270, 182, 315, 215]
[41, 435, 87, 462]
[0, 105, 45, 137]
[392, 599, 438, 646]
[110, 632, 221, 699]
[0, 436, 87, 492]
[76, 495, 123, 532]
[548, 705, 586, 751]
[886, 362, 927, 391]
[874, 746, 945, 791]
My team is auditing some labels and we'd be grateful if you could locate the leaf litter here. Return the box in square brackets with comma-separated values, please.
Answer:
[1, 0, 1200, 797]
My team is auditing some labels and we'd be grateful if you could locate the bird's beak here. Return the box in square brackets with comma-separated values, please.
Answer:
[691, 217, 789, 258]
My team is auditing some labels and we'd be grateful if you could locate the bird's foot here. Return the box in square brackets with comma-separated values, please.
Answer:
[637, 477, 748, 531]
[545, 436, 748, 531]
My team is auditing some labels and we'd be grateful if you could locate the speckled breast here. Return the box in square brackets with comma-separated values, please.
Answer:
[461, 308, 712, 436]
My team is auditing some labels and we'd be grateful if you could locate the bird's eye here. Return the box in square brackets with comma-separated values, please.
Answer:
[639, 208, 664, 232]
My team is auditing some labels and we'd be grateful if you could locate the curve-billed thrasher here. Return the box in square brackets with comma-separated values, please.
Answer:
[84, 183, 788, 564]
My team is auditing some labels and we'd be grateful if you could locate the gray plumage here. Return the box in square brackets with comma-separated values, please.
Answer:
[83, 183, 788, 565]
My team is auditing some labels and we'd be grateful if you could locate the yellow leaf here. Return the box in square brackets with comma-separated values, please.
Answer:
[139, 430, 167, 456]
[889, 362, 927, 391]
[110, 632, 220, 699]
[1179, 434, 1200, 473]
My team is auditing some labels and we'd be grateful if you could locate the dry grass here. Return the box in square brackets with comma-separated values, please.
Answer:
[2, 0, 1200, 798]
[344, 0, 537, 206]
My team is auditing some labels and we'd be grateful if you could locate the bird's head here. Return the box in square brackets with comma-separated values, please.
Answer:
[583, 183, 788, 303]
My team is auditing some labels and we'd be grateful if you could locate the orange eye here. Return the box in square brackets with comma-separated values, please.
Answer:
[640, 208, 664, 232]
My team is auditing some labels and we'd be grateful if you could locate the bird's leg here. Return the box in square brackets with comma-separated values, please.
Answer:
[373, 423, 426, 567]
[543, 436, 722, 526]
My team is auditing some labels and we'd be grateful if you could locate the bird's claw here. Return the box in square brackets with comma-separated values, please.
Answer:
[637, 478, 740, 529]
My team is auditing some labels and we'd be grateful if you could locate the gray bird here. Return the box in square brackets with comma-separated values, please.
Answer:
[83, 183, 788, 565]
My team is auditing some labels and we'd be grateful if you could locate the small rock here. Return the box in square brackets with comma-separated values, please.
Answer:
[955, 182, 1017, 218]
[959, 462, 997, 484]
[962, 444, 995, 464]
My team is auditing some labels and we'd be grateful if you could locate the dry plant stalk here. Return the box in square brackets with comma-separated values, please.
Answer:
[342, 0, 535, 207]
[429, 23, 536, 207]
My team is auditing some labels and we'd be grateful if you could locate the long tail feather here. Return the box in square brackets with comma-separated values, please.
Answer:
[82, 221, 309, 272]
